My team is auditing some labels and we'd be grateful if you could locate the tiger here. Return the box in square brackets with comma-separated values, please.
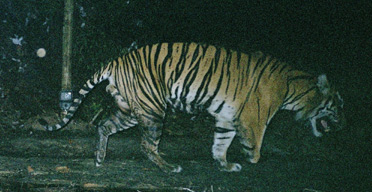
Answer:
[39, 42, 345, 173]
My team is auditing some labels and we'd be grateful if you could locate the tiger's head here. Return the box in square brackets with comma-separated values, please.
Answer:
[296, 74, 346, 137]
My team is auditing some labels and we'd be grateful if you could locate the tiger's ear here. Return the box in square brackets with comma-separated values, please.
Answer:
[317, 74, 330, 95]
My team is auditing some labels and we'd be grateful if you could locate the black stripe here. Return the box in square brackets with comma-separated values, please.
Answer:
[233, 52, 244, 99]
[108, 119, 121, 130]
[201, 44, 209, 58]
[283, 90, 296, 105]
[215, 127, 235, 133]
[204, 58, 224, 108]
[268, 60, 280, 78]
[180, 65, 200, 107]
[269, 60, 280, 73]
[283, 81, 291, 103]
[294, 106, 304, 112]
[285, 86, 317, 106]
[215, 47, 225, 73]
[155, 45, 167, 101]
[148, 45, 158, 84]
[225, 52, 232, 95]
[214, 101, 225, 113]
[193, 59, 213, 105]
[174, 43, 188, 80]
[153, 43, 162, 68]
[251, 53, 265, 77]
[181, 48, 200, 92]
[141, 112, 163, 124]
[256, 97, 260, 122]
[120, 54, 130, 96]
[236, 63, 258, 120]
[82, 84, 92, 92]
[217, 137, 231, 140]
[242, 144, 253, 150]
[119, 108, 132, 116]
[253, 56, 274, 92]
[214, 47, 221, 68]
[167, 71, 175, 91]
[189, 69, 209, 111]
[137, 49, 164, 111]
[287, 75, 314, 83]
[146, 47, 165, 110]
[65, 114, 73, 119]
[236, 51, 241, 69]
[161, 43, 172, 86]
[244, 53, 252, 84]
[190, 44, 200, 67]
[279, 63, 289, 73]
[235, 104, 245, 122]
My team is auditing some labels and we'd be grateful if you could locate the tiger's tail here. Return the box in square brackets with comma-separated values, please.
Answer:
[39, 62, 113, 131]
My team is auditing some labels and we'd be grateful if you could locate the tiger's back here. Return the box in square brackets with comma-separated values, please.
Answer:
[113, 43, 288, 118]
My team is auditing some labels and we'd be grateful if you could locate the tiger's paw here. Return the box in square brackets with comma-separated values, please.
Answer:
[94, 157, 103, 167]
[95, 161, 102, 167]
[219, 162, 242, 172]
[170, 165, 183, 173]
[160, 164, 183, 173]
[248, 154, 260, 164]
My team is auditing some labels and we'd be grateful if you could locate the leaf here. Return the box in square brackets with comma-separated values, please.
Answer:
[55, 166, 70, 173]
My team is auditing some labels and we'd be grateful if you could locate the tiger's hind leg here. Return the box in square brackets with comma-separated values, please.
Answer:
[95, 109, 138, 167]
[96, 84, 138, 166]
[135, 108, 182, 173]
[212, 119, 242, 172]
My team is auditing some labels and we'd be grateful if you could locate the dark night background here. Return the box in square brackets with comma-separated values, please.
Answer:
[0, 0, 371, 191]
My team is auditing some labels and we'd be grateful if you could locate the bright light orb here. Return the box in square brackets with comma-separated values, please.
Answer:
[37, 48, 46, 58]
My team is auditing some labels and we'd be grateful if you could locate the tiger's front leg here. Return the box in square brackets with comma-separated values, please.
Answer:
[238, 123, 267, 164]
[237, 99, 277, 164]
[212, 127, 242, 172]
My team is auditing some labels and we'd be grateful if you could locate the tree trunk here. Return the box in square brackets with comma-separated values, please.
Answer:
[60, 0, 74, 112]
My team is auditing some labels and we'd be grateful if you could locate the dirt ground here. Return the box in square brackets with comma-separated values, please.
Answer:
[0, 107, 371, 192]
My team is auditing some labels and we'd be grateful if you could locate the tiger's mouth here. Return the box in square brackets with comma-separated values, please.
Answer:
[310, 116, 333, 137]
[310, 110, 345, 137]
[316, 117, 332, 133]
[315, 115, 344, 135]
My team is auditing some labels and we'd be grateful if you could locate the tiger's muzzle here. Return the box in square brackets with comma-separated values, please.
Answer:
[311, 110, 345, 137]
